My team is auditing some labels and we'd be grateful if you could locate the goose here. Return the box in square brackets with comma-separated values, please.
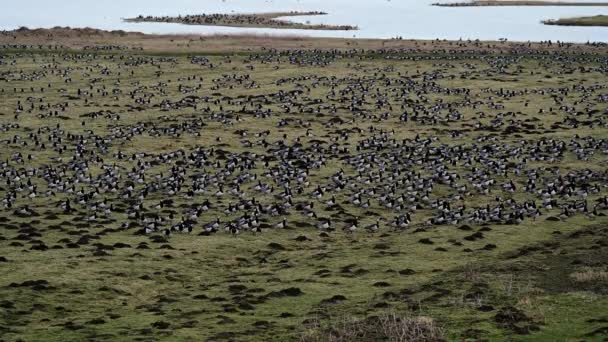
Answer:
[145, 224, 156, 234]
[317, 218, 331, 231]
[17, 206, 32, 216]
[203, 217, 220, 232]
[275, 218, 287, 229]
[365, 220, 380, 233]
[343, 218, 358, 234]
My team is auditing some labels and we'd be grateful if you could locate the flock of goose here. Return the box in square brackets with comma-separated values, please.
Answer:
[1, 46, 608, 241]
[124, 12, 358, 31]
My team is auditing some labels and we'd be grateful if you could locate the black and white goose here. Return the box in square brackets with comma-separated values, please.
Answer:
[343, 217, 358, 234]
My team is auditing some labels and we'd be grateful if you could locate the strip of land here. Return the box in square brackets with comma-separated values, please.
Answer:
[543, 15, 608, 26]
[2, 27, 607, 54]
[433, 0, 608, 6]
[123, 11, 358, 31]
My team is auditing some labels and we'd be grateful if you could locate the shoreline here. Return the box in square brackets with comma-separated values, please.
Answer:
[433, 0, 608, 6]
[543, 15, 608, 26]
[1, 27, 607, 54]
[123, 11, 358, 31]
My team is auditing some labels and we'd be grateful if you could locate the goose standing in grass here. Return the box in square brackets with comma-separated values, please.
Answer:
[343, 217, 358, 234]
[203, 217, 221, 233]
[317, 218, 332, 231]
[365, 220, 380, 233]
[275, 217, 287, 229]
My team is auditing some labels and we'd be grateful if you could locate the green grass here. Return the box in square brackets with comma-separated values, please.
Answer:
[0, 48, 607, 341]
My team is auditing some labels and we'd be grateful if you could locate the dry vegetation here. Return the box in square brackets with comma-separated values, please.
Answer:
[572, 270, 608, 283]
[543, 15, 608, 27]
[300, 312, 444, 341]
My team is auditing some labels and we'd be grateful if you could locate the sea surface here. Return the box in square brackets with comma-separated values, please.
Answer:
[2, 0, 608, 42]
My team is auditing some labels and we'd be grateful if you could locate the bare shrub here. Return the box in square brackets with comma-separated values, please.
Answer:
[300, 312, 444, 342]
[463, 263, 482, 283]
[499, 274, 515, 297]
[571, 270, 608, 283]
[379, 312, 444, 342]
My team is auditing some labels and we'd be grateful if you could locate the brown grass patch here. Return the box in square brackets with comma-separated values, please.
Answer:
[301, 312, 444, 342]
[571, 270, 608, 283]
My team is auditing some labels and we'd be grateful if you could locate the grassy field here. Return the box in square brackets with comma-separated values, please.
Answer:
[0, 35, 608, 342]
[543, 15, 608, 27]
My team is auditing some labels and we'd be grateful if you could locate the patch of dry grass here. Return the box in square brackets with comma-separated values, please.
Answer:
[300, 312, 444, 342]
[571, 270, 608, 283]
[543, 15, 608, 27]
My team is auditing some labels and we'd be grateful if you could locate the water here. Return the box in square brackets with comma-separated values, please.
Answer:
[2, 0, 608, 42]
